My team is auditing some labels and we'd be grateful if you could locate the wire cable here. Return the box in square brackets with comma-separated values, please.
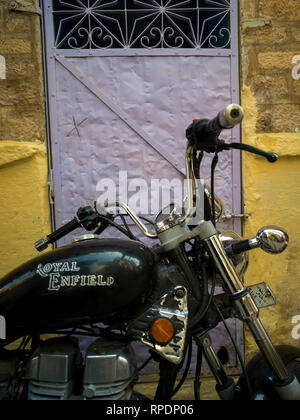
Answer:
[118, 213, 139, 241]
[191, 263, 217, 334]
[95, 215, 138, 240]
[194, 345, 203, 400]
[139, 216, 155, 226]
[138, 355, 153, 372]
[213, 300, 253, 400]
[171, 337, 193, 397]
[211, 152, 219, 227]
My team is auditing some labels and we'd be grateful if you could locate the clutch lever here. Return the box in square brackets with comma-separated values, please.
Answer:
[35, 206, 101, 252]
[217, 140, 278, 163]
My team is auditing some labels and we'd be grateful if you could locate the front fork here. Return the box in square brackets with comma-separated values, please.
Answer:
[198, 221, 300, 400]
[194, 333, 237, 400]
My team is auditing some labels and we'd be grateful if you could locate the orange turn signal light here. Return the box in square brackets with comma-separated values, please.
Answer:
[151, 317, 175, 345]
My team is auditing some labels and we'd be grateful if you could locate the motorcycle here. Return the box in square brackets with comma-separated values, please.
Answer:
[0, 104, 300, 401]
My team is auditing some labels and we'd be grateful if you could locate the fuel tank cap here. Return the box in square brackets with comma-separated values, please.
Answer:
[72, 234, 100, 243]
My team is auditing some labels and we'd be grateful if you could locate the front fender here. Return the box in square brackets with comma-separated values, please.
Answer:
[234, 345, 300, 400]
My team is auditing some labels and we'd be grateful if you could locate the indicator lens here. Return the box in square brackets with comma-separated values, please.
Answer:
[151, 318, 175, 345]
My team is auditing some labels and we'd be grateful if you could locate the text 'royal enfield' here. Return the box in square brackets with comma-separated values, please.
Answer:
[0, 105, 300, 400]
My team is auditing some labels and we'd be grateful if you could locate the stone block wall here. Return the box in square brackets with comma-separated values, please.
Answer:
[241, 0, 300, 133]
[0, 0, 46, 142]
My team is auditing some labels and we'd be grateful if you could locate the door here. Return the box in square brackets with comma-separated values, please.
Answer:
[42, 0, 243, 379]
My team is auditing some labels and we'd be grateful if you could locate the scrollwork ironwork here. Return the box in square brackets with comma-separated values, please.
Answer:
[208, 27, 230, 48]
[52, 0, 231, 50]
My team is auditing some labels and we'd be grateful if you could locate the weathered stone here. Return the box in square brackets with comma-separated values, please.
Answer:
[6, 14, 31, 34]
[240, 0, 257, 19]
[258, 0, 300, 20]
[258, 52, 298, 70]
[241, 46, 260, 87]
[293, 27, 300, 42]
[6, 111, 43, 141]
[0, 83, 40, 106]
[0, 39, 31, 54]
[293, 80, 300, 96]
[5, 55, 35, 80]
[251, 74, 289, 98]
[242, 22, 287, 44]
[257, 103, 300, 132]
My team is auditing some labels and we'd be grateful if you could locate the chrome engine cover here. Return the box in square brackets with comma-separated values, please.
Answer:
[25, 336, 138, 400]
[83, 338, 138, 400]
[26, 337, 80, 400]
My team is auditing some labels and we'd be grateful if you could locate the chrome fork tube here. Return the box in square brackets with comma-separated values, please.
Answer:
[194, 333, 236, 400]
[205, 234, 244, 295]
[201, 225, 289, 382]
[194, 334, 229, 387]
[179, 144, 197, 224]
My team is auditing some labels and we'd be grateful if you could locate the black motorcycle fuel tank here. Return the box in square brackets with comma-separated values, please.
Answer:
[0, 237, 157, 340]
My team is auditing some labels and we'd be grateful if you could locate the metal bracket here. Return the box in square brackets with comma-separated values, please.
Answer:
[127, 286, 189, 365]
[9, 1, 41, 15]
[248, 282, 277, 309]
[221, 209, 251, 222]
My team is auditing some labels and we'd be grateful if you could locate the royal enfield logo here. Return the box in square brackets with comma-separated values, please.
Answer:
[36, 262, 115, 292]
[0, 315, 6, 340]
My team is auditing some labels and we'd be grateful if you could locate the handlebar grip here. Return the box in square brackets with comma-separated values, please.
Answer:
[186, 104, 244, 151]
[217, 104, 244, 130]
[35, 218, 81, 252]
[204, 104, 245, 134]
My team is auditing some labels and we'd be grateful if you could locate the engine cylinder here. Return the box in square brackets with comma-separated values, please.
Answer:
[25, 336, 138, 400]
[26, 337, 81, 400]
[0, 353, 19, 400]
[83, 338, 138, 400]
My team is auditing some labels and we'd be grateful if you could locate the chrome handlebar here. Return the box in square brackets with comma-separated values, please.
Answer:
[103, 143, 197, 238]
[103, 201, 158, 239]
[102, 104, 244, 239]
[178, 144, 197, 224]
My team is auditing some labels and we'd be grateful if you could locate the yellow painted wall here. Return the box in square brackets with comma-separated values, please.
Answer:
[0, 141, 51, 277]
[240, 0, 300, 360]
[242, 87, 300, 359]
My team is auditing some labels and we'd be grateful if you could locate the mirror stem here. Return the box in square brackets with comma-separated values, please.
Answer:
[224, 237, 259, 258]
[225, 226, 289, 257]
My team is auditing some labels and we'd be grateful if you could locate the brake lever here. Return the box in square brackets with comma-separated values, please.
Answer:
[217, 140, 278, 163]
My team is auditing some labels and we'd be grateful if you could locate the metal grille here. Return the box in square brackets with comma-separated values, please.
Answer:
[52, 0, 231, 49]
